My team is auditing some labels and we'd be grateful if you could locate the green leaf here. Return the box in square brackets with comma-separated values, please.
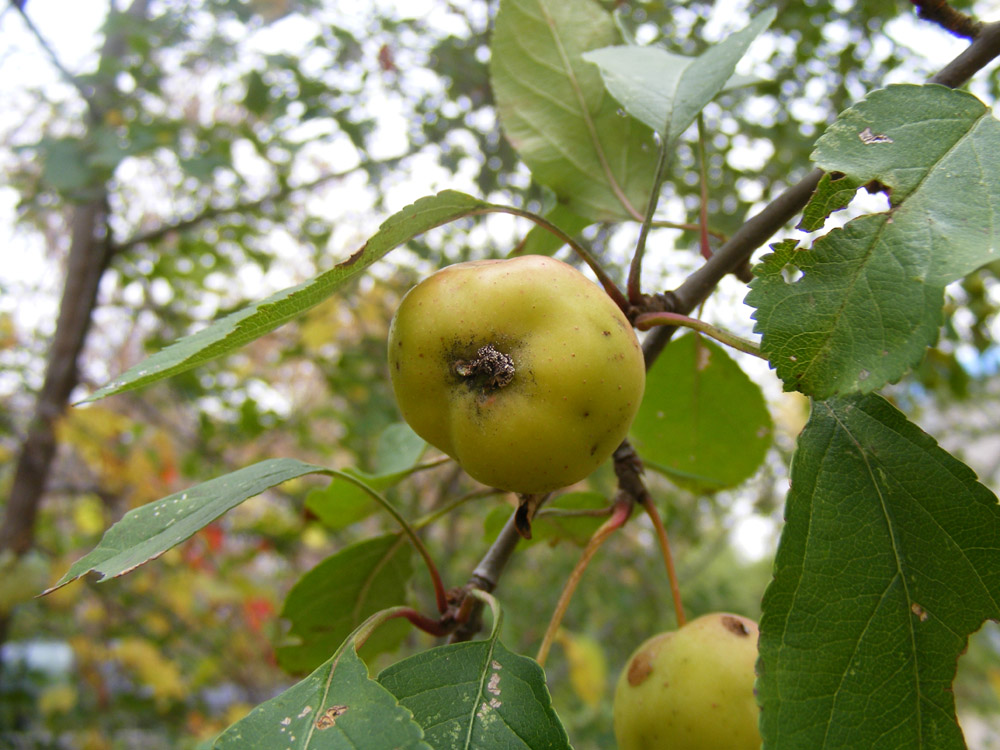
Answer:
[490, 0, 657, 222]
[39, 136, 101, 194]
[373, 422, 426, 475]
[759, 394, 1000, 749]
[215, 622, 430, 750]
[83, 191, 495, 402]
[515, 204, 592, 258]
[797, 172, 864, 232]
[306, 472, 383, 530]
[378, 641, 570, 750]
[45, 458, 327, 593]
[482, 492, 606, 548]
[306, 425, 426, 531]
[276, 535, 414, 674]
[582, 9, 775, 144]
[244, 69, 271, 115]
[629, 333, 772, 492]
[747, 85, 1000, 397]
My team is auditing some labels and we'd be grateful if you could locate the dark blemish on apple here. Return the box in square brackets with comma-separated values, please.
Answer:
[603, 330, 611, 336]
[453, 344, 515, 392]
[628, 651, 654, 686]
[590, 443, 599, 456]
[721, 615, 750, 637]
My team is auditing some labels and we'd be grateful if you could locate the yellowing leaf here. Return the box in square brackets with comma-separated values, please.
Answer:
[555, 628, 607, 708]
[73, 495, 107, 536]
[39, 683, 78, 716]
[111, 637, 186, 710]
[0, 550, 50, 612]
[299, 299, 344, 353]
[989, 668, 1000, 704]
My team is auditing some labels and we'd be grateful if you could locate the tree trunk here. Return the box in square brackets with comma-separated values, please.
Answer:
[0, 0, 149, 669]
[0, 202, 111, 555]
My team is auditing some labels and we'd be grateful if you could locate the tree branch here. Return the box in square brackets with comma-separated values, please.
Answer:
[114, 160, 403, 253]
[11, 2, 95, 108]
[910, 0, 983, 40]
[643, 19, 1000, 366]
[0, 203, 113, 554]
[458, 15, 1000, 644]
[0, 0, 150, 666]
[931, 19, 1000, 86]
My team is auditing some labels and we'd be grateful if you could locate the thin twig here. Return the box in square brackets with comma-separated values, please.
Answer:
[641, 497, 686, 627]
[536, 496, 631, 667]
[12, 3, 97, 111]
[635, 311, 765, 358]
[627, 135, 671, 304]
[930, 19, 1000, 86]
[115, 162, 400, 253]
[696, 114, 712, 261]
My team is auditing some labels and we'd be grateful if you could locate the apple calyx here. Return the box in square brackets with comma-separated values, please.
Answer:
[452, 344, 515, 393]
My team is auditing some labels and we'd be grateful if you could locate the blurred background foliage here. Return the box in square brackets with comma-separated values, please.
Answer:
[2, 0, 1000, 747]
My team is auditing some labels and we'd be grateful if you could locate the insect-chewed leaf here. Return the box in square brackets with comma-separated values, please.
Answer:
[747, 85, 1000, 398]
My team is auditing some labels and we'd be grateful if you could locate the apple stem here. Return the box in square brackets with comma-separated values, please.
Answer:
[536, 495, 632, 667]
[634, 311, 765, 359]
[641, 496, 686, 627]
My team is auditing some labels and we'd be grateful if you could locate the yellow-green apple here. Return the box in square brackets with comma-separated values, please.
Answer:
[613, 612, 761, 750]
[387, 255, 645, 493]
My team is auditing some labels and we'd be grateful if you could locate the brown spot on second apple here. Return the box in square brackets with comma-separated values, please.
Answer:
[721, 614, 751, 637]
[627, 650, 654, 686]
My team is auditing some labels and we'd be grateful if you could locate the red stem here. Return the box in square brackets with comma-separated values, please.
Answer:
[536, 496, 632, 666]
[641, 497, 686, 627]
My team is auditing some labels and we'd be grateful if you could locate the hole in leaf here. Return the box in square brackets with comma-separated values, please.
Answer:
[781, 266, 804, 284]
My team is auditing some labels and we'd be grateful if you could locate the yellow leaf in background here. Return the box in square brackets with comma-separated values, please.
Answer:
[555, 628, 608, 709]
[39, 683, 78, 716]
[989, 668, 1000, 703]
[0, 550, 50, 613]
[302, 524, 328, 550]
[223, 702, 253, 728]
[57, 405, 181, 507]
[0, 311, 17, 348]
[44, 556, 83, 611]
[299, 303, 343, 354]
[775, 390, 810, 441]
[73, 494, 107, 537]
[162, 571, 197, 621]
[80, 728, 112, 750]
[57, 407, 132, 493]
[111, 637, 186, 711]
[144, 612, 172, 638]
[80, 599, 107, 626]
